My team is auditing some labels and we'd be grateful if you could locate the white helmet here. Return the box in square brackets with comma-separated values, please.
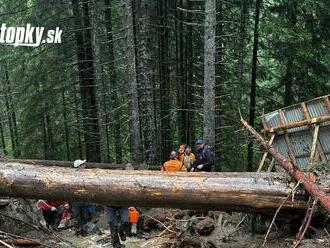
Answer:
[73, 159, 87, 168]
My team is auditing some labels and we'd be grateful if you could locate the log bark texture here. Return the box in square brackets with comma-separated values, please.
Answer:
[8, 159, 160, 170]
[0, 161, 315, 213]
[241, 118, 330, 213]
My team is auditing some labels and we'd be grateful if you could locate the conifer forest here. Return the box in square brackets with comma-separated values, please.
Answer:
[0, 0, 329, 170]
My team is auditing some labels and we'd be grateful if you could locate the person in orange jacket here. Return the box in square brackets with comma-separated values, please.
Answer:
[161, 151, 186, 172]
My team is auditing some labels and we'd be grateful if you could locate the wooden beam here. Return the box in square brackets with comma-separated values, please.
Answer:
[267, 158, 275, 172]
[257, 134, 275, 172]
[261, 115, 330, 134]
[301, 102, 326, 163]
[309, 124, 320, 169]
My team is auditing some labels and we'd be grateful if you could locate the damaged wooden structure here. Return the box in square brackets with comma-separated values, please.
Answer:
[246, 95, 330, 213]
[258, 95, 330, 172]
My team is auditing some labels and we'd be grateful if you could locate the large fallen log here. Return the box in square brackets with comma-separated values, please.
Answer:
[241, 118, 330, 213]
[8, 159, 160, 170]
[0, 161, 318, 213]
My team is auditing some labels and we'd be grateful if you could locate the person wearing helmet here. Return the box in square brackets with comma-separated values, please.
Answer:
[192, 139, 215, 172]
[73, 159, 87, 168]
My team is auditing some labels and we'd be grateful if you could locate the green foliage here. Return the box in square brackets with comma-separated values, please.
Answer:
[0, 0, 328, 170]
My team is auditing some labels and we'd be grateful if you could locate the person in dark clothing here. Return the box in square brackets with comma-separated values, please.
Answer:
[72, 202, 90, 236]
[106, 206, 130, 248]
[191, 139, 215, 172]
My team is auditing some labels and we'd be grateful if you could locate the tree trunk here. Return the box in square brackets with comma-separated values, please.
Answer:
[0, 161, 314, 213]
[0, 117, 7, 155]
[203, 0, 216, 146]
[283, 59, 294, 106]
[215, 1, 224, 171]
[177, 0, 186, 144]
[185, 0, 194, 145]
[137, 0, 157, 164]
[104, 0, 123, 164]
[90, 0, 110, 163]
[283, 2, 296, 106]
[247, 0, 262, 171]
[237, 0, 248, 108]
[123, 0, 142, 165]
[72, 0, 101, 162]
[3, 66, 19, 157]
[73, 87, 83, 159]
[61, 88, 71, 161]
[158, 1, 171, 161]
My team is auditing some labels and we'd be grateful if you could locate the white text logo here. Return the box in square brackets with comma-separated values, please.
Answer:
[0, 24, 63, 47]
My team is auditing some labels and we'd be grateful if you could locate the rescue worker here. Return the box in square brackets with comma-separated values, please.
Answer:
[183, 145, 196, 171]
[125, 164, 146, 239]
[105, 164, 131, 248]
[178, 144, 186, 162]
[192, 139, 215, 172]
[37, 200, 66, 229]
[106, 206, 130, 248]
[161, 151, 186, 172]
[72, 159, 89, 236]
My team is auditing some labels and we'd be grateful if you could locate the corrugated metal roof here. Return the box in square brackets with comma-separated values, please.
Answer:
[261, 95, 330, 171]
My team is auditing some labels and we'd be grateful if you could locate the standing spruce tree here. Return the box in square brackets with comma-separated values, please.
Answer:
[104, 0, 123, 164]
[123, 0, 142, 165]
[158, 0, 171, 160]
[2, 65, 20, 157]
[72, 0, 101, 162]
[203, 0, 216, 147]
[136, 0, 157, 165]
[247, 0, 262, 171]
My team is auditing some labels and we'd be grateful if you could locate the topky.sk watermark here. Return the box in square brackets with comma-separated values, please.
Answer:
[0, 24, 63, 47]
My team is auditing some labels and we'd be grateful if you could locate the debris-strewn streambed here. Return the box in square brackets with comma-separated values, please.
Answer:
[0, 199, 329, 248]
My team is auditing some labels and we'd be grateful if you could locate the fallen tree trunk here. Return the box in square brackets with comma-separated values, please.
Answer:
[0, 161, 315, 213]
[8, 159, 160, 170]
[241, 118, 330, 213]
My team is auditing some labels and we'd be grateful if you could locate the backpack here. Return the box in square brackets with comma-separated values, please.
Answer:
[203, 145, 215, 167]
[204, 145, 214, 158]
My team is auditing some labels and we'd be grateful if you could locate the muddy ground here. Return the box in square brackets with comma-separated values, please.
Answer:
[0, 199, 329, 248]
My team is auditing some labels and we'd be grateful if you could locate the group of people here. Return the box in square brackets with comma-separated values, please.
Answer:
[162, 139, 216, 172]
[37, 160, 144, 248]
[37, 139, 215, 248]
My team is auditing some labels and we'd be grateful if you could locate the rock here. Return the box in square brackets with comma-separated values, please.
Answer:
[195, 217, 215, 236]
